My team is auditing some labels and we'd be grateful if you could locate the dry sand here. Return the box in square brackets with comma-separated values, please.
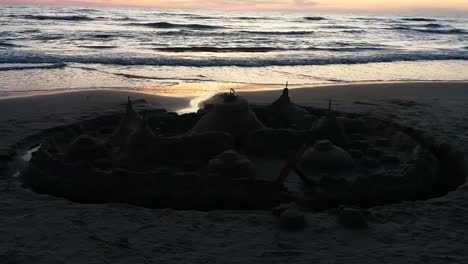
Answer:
[0, 82, 468, 263]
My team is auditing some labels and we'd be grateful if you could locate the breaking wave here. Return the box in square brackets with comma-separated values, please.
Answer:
[1, 51, 467, 67]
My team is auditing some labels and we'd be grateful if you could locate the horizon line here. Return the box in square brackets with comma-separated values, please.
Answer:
[1, 1, 468, 13]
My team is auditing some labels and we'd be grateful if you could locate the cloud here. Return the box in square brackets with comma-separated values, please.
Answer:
[4, 0, 319, 10]
[197, 0, 318, 9]
[62, 0, 318, 9]
[294, 0, 317, 6]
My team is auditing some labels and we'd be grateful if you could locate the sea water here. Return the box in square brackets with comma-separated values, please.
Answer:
[0, 4, 467, 97]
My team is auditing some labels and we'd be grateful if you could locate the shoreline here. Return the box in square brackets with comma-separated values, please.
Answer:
[2, 80, 467, 113]
[1, 79, 468, 99]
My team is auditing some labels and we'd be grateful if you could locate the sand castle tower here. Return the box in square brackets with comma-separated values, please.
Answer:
[191, 89, 264, 137]
[109, 97, 143, 148]
[107, 97, 161, 168]
[268, 86, 316, 129]
[271, 86, 293, 108]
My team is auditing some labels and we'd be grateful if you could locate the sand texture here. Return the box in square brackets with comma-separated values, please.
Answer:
[0, 82, 468, 264]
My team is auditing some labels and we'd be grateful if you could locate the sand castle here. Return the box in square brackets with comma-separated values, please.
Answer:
[21, 87, 466, 211]
[191, 89, 264, 137]
[300, 140, 354, 171]
[266, 87, 316, 129]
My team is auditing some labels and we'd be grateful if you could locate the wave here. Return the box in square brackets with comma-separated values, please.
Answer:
[33, 34, 64, 41]
[89, 34, 114, 39]
[68, 65, 211, 82]
[342, 30, 366, 34]
[236, 16, 269, 20]
[182, 14, 218, 20]
[355, 17, 387, 21]
[392, 26, 466, 35]
[153, 45, 385, 53]
[392, 26, 410, 30]
[239, 30, 314, 35]
[0, 42, 20, 48]
[72, 8, 99, 13]
[415, 28, 466, 34]
[311, 41, 389, 51]
[115, 17, 137, 21]
[1, 51, 466, 67]
[156, 12, 214, 18]
[424, 23, 444, 28]
[73, 32, 136, 41]
[177, 14, 264, 20]
[19, 29, 41, 34]
[94, 15, 137, 21]
[13, 15, 94, 21]
[153, 47, 283, 53]
[0, 63, 66, 71]
[306, 46, 386, 52]
[320, 25, 361, 29]
[79, 45, 117, 50]
[332, 41, 387, 47]
[156, 30, 230, 36]
[304, 16, 326, 21]
[112, 73, 209, 82]
[173, 13, 272, 20]
[401, 18, 437, 22]
[128, 22, 225, 30]
[157, 30, 314, 36]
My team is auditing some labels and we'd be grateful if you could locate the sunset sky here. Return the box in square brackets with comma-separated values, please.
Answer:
[2, 0, 468, 12]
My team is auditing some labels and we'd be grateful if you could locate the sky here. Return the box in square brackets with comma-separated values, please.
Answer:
[2, 0, 468, 12]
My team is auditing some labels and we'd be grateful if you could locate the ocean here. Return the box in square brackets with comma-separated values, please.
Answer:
[0, 4, 467, 98]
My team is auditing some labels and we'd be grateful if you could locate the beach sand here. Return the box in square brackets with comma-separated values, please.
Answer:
[0, 82, 467, 263]
[242, 82, 468, 153]
[0, 90, 190, 154]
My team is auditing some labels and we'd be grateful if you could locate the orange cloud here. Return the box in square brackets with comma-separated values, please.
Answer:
[2, 0, 467, 11]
